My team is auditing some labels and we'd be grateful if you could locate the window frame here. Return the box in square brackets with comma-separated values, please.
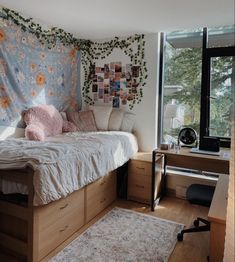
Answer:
[158, 27, 234, 148]
[200, 28, 234, 147]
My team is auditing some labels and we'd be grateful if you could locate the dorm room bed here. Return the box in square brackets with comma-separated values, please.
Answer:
[0, 131, 138, 261]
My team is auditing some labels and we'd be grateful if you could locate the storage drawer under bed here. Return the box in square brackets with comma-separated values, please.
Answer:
[85, 171, 117, 223]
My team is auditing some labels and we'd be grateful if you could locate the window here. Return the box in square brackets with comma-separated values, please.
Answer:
[159, 26, 235, 147]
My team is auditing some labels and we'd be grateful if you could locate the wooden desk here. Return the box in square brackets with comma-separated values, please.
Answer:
[208, 175, 229, 262]
[156, 148, 230, 261]
[156, 147, 230, 174]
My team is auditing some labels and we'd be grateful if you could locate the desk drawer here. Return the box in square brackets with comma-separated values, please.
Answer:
[86, 172, 117, 222]
[129, 160, 152, 177]
[128, 173, 151, 204]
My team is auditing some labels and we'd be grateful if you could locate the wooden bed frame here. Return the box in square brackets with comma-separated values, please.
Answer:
[0, 168, 117, 261]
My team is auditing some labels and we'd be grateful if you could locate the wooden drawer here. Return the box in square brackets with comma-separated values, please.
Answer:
[38, 189, 85, 260]
[86, 172, 116, 222]
[37, 188, 85, 230]
[128, 172, 151, 204]
[128, 160, 151, 177]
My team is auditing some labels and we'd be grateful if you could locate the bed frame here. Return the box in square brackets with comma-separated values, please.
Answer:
[0, 168, 117, 261]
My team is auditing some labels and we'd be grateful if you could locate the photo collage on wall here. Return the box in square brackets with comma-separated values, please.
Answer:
[91, 62, 140, 108]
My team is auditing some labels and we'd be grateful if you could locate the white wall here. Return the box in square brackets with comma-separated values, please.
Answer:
[81, 33, 160, 151]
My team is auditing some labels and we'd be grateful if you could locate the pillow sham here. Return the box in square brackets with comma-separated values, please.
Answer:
[66, 110, 98, 132]
[108, 109, 124, 131]
[89, 105, 112, 130]
[120, 112, 136, 133]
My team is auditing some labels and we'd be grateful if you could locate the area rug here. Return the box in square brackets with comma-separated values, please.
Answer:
[50, 207, 184, 262]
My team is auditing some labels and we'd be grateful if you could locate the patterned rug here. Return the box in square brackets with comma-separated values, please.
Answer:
[50, 207, 184, 262]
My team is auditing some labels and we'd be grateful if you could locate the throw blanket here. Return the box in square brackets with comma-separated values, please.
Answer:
[0, 131, 138, 206]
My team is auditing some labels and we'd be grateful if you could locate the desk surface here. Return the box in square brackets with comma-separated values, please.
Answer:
[208, 175, 229, 224]
[156, 148, 230, 174]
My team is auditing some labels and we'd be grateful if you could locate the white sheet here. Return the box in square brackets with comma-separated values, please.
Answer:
[0, 131, 138, 206]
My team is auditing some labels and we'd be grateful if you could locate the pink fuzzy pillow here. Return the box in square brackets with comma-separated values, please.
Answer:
[22, 105, 63, 141]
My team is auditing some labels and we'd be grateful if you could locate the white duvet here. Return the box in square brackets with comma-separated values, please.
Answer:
[0, 131, 138, 206]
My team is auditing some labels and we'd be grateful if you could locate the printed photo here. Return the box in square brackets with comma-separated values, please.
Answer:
[98, 88, 104, 99]
[98, 82, 104, 88]
[115, 62, 122, 73]
[104, 72, 109, 79]
[95, 67, 101, 73]
[121, 98, 127, 105]
[114, 80, 120, 91]
[104, 64, 110, 72]
[113, 96, 120, 108]
[114, 72, 122, 81]
[104, 87, 109, 94]
[120, 78, 127, 89]
[93, 93, 98, 101]
[104, 94, 110, 103]
[104, 78, 110, 88]
[92, 83, 98, 92]
[110, 62, 115, 72]
[97, 73, 104, 82]
[93, 75, 97, 82]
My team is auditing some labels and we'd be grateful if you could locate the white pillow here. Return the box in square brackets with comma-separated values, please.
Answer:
[120, 113, 136, 133]
[108, 109, 124, 131]
[89, 105, 112, 130]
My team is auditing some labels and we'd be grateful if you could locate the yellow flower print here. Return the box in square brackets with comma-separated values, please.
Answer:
[0, 84, 6, 92]
[48, 90, 54, 96]
[36, 72, 46, 86]
[48, 66, 54, 73]
[31, 63, 37, 71]
[0, 29, 6, 43]
[0, 96, 11, 108]
[31, 89, 37, 97]
[39, 52, 46, 60]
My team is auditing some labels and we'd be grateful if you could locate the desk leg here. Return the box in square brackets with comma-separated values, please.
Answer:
[151, 152, 165, 211]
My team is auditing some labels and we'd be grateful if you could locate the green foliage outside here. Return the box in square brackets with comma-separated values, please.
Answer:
[163, 41, 234, 143]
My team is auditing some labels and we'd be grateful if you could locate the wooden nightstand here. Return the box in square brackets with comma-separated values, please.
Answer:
[127, 152, 164, 210]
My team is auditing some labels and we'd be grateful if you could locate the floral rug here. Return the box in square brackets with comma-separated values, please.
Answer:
[50, 207, 184, 262]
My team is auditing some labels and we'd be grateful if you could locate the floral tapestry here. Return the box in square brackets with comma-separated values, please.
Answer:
[0, 17, 81, 127]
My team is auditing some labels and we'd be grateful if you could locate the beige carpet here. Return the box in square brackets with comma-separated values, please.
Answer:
[50, 207, 184, 262]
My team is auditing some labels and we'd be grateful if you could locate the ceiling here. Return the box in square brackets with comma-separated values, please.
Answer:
[0, 0, 234, 40]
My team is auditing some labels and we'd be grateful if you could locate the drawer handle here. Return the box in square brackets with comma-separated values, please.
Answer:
[136, 167, 145, 170]
[100, 198, 106, 204]
[59, 203, 68, 210]
[135, 184, 144, 189]
[59, 225, 68, 233]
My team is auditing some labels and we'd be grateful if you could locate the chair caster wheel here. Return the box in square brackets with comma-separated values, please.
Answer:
[177, 233, 183, 241]
[194, 219, 199, 227]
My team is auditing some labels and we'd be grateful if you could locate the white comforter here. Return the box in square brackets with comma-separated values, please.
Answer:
[0, 131, 138, 206]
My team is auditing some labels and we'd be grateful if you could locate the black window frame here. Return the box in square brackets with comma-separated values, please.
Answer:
[200, 27, 234, 147]
[158, 27, 234, 148]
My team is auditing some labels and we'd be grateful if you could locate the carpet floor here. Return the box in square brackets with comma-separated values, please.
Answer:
[50, 207, 184, 262]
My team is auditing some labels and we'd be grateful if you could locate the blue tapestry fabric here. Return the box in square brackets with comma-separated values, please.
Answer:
[0, 19, 81, 127]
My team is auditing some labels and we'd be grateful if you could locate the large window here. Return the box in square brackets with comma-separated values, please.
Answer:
[159, 25, 234, 147]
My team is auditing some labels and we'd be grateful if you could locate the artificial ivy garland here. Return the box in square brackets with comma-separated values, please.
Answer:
[0, 6, 148, 110]
[81, 35, 148, 109]
[0, 7, 91, 51]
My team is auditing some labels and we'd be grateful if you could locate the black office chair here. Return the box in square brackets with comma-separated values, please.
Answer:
[177, 184, 215, 241]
